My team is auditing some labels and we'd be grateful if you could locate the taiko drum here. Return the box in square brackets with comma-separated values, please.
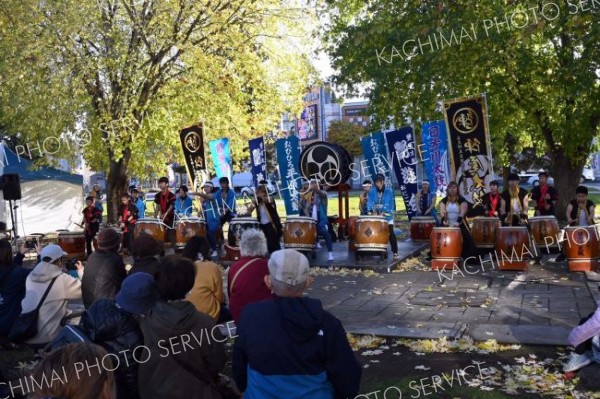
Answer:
[410, 216, 435, 241]
[529, 216, 560, 247]
[471, 217, 501, 248]
[495, 226, 530, 271]
[57, 231, 86, 258]
[134, 219, 165, 242]
[355, 216, 389, 251]
[283, 216, 317, 251]
[175, 217, 207, 247]
[564, 226, 599, 272]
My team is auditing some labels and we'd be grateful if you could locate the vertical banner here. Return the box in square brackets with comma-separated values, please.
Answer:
[443, 94, 493, 214]
[298, 104, 319, 141]
[179, 124, 206, 189]
[421, 120, 451, 198]
[276, 135, 302, 215]
[385, 127, 419, 219]
[360, 131, 392, 184]
[208, 138, 232, 182]
[249, 137, 267, 187]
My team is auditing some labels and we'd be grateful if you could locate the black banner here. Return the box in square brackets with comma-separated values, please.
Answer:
[443, 94, 493, 215]
[179, 124, 206, 189]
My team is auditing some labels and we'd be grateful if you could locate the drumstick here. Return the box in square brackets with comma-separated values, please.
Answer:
[74, 222, 84, 229]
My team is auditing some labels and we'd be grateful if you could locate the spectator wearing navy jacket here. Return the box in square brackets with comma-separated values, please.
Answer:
[233, 249, 361, 399]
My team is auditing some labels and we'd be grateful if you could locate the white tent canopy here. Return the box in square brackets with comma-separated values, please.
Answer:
[0, 142, 84, 236]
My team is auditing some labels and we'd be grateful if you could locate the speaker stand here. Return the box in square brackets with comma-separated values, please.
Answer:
[8, 199, 18, 240]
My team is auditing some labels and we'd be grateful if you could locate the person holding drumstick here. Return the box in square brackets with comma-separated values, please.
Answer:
[300, 179, 334, 261]
[118, 193, 139, 252]
[554, 186, 596, 263]
[359, 180, 372, 215]
[367, 174, 399, 260]
[481, 180, 506, 221]
[439, 181, 479, 259]
[566, 186, 596, 227]
[501, 173, 530, 226]
[531, 171, 559, 216]
[247, 185, 283, 254]
[82, 195, 102, 256]
[154, 177, 177, 248]
[195, 181, 223, 258]
[416, 181, 440, 226]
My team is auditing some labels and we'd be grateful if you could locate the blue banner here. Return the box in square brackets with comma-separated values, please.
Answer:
[208, 138, 232, 182]
[249, 137, 267, 188]
[386, 127, 419, 219]
[360, 132, 392, 184]
[276, 136, 302, 215]
[421, 120, 451, 198]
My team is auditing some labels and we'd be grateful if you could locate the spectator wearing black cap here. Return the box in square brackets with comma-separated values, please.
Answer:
[82, 195, 103, 256]
[175, 185, 193, 217]
[359, 179, 372, 215]
[367, 174, 399, 259]
[81, 228, 126, 309]
[481, 180, 506, 221]
[501, 173, 530, 226]
[530, 171, 559, 216]
[154, 176, 176, 247]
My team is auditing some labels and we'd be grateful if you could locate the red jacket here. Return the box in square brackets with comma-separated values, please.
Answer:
[227, 256, 273, 324]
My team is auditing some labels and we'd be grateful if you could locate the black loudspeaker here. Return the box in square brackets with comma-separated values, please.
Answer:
[3, 173, 22, 200]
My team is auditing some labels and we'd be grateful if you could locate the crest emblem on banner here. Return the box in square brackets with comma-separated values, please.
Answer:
[452, 107, 479, 134]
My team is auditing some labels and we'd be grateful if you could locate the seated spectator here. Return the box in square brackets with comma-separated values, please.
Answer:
[138, 255, 227, 399]
[233, 249, 361, 399]
[182, 236, 229, 322]
[227, 229, 273, 325]
[564, 283, 600, 373]
[20, 244, 83, 348]
[0, 239, 31, 344]
[50, 272, 158, 399]
[82, 228, 126, 308]
[31, 342, 116, 399]
[128, 234, 163, 277]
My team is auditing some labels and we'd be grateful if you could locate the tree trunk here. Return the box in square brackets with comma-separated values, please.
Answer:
[550, 149, 584, 223]
[106, 149, 132, 224]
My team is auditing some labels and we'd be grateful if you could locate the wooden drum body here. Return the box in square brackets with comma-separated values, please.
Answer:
[355, 216, 389, 251]
[495, 226, 530, 271]
[564, 226, 599, 272]
[430, 227, 462, 270]
[410, 216, 435, 242]
[347, 216, 359, 251]
[134, 219, 165, 242]
[175, 217, 207, 247]
[228, 217, 261, 247]
[57, 231, 86, 258]
[283, 216, 317, 251]
[529, 216, 560, 248]
[471, 217, 501, 248]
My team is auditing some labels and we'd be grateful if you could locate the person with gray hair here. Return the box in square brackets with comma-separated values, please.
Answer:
[232, 249, 361, 398]
[227, 228, 273, 324]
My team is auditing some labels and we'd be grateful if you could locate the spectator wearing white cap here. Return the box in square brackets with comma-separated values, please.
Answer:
[233, 249, 361, 398]
[19, 244, 84, 347]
